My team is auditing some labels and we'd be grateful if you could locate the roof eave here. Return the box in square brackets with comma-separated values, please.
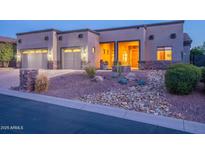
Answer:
[95, 20, 185, 32]
[16, 29, 60, 36]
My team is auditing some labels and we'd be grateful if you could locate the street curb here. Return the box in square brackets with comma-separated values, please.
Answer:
[0, 88, 205, 134]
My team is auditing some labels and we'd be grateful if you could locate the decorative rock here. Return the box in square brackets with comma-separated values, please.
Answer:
[121, 102, 128, 105]
[92, 75, 104, 82]
[128, 86, 136, 91]
[125, 72, 136, 81]
[118, 76, 128, 85]
[111, 72, 119, 78]
[136, 79, 146, 86]
[80, 70, 183, 118]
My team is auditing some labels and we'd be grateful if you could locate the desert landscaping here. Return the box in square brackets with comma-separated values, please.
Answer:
[42, 69, 205, 123]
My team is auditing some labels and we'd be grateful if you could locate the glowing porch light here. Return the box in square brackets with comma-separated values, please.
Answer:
[16, 54, 21, 62]
[47, 53, 53, 61]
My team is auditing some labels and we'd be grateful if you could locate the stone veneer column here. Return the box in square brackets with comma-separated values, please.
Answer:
[19, 69, 39, 92]
[16, 61, 21, 68]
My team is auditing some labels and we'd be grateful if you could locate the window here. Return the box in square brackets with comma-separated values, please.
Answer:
[170, 33, 176, 39]
[157, 47, 172, 61]
[22, 49, 48, 54]
[58, 36, 62, 40]
[149, 35, 154, 40]
[100, 42, 114, 68]
[44, 36, 49, 41]
[122, 52, 128, 63]
[118, 41, 139, 68]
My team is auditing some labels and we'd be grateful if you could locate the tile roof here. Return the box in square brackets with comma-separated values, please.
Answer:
[0, 36, 16, 44]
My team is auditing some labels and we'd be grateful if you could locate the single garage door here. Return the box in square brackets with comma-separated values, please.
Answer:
[21, 49, 48, 69]
[62, 48, 81, 69]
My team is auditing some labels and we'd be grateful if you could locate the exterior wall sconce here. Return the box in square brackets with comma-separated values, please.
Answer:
[92, 47, 95, 53]
[16, 53, 21, 62]
[47, 53, 53, 61]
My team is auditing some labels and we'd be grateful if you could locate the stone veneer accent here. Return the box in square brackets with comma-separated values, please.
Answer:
[16, 61, 21, 68]
[19, 69, 39, 92]
[139, 61, 180, 70]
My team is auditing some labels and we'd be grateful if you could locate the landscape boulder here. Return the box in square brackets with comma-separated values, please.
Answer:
[118, 76, 128, 84]
[125, 72, 136, 81]
[92, 75, 104, 82]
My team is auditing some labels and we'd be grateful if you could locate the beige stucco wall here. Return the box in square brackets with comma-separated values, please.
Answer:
[17, 30, 58, 68]
[51, 31, 58, 66]
[57, 31, 99, 68]
[17, 31, 57, 51]
[145, 23, 184, 62]
[98, 27, 146, 61]
[16, 22, 187, 70]
[87, 32, 100, 68]
[98, 23, 184, 62]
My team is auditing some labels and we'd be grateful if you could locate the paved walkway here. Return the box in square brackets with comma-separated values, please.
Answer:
[0, 68, 81, 89]
[0, 68, 19, 89]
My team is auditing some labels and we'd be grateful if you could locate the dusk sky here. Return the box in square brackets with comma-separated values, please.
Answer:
[0, 20, 204, 48]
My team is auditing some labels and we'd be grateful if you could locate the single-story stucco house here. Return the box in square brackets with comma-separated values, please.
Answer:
[16, 20, 192, 70]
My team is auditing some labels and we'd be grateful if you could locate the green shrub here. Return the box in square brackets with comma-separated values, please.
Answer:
[165, 64, 201, 95]
[85, 65, 96, 78]
[0, 43, 15, 67]
[201, 67, 205, 84]
[35, 74, 49, 93]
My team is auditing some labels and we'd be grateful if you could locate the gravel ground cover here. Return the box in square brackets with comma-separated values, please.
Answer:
[43, 70, 205, 123]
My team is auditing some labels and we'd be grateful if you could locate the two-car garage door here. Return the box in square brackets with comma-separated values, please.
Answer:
[62, 48, 81, 69]
[21, 48, 82, 69]
[21, 49, 48, 69]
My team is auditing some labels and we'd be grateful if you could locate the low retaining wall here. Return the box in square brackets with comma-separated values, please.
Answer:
[112, 66, 131, 73]
[139, 61, 180, 70]
[19, 69, 39, 92]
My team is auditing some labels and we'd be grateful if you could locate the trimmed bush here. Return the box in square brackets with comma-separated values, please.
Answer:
[35, 74, 49, 93]
[201, 67, 205, 87]
[201, 67, 205, 81]
[165, 64, 201, 95]
[0, 43, 15, 67]
[85, 65, 96, 78]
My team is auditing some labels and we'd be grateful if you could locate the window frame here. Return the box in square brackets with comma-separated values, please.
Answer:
[156, 46, 172, 61]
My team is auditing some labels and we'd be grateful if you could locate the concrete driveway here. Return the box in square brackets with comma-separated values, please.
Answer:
[0, 68, 81, 89]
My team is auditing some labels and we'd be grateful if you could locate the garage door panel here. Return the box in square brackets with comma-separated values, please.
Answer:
[62, 48, 81, 69]
[73, 52, 81, 69]
[21, 54, 28, 68]
[63, 52, 74, 69]
[21, 53, 48, 69]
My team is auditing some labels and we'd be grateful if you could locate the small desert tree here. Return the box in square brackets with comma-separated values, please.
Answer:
[0, 43, 14, 67]
[190, 42, 205, 64]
